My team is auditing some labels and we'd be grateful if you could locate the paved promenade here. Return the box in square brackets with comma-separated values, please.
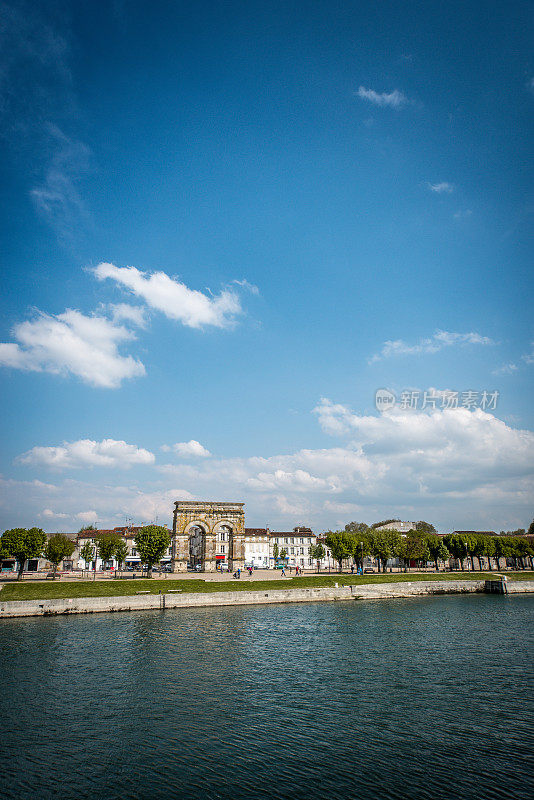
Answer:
[1, 566, 502, 584]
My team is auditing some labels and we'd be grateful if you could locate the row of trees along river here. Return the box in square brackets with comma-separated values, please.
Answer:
[321, 520, 534, 573]
[0, 525, 170, 580]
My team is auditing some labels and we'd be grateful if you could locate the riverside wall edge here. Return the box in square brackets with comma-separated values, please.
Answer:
[1, 580, 533, 619]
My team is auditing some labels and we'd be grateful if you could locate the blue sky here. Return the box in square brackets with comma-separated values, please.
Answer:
[1, 0, 533, 533]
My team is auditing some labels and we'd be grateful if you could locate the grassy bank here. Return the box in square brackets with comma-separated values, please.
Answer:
[1, 571, 532, 602]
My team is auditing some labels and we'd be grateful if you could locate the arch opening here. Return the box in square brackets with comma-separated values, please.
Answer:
[188, 524, 206, 571]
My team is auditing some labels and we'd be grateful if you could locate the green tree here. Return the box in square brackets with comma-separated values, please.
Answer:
[344, 522, 369, 534]
[309, 543, 325, 572]
[325, 531, 355, 572]
[352, 533, 372, 572]
[44, 534, 75, 577]
[78, 523, 97, 534]
[114, 540, 129, 576]
[443, 534, 468, 571]
[425, 535, 449, 572]
[1, 528, 47, 580]
[515, 537, 532, 570]
[386, 529, 404, 572]
[470, 535, 488, 571]
[80, 541, 95, 576]
[272, 542, 279, 562]
[405, 530, 430, 566]
[492, 536, 508, 571]
[405, 531, 430, 569]
[415, 521, 437, 534]
[134, 525, 170, 577]
[96, 532, 121, 570]
[279, 547, 288, 562]
[528, 519, 534, 537]
[484, 535, 496, 571]
[369, 530, 401, 573]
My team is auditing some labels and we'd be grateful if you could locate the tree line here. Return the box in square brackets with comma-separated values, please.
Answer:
[0, 525, 171, 580]
[319, 521, 534, 573]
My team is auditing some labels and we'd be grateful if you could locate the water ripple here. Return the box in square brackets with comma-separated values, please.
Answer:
[0, 595, 533, 800]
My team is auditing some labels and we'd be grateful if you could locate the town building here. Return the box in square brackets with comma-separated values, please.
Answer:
[244, 528, 270, 568]
[373, 520, 417, 533]
[76, 526, 172, 571]
[269, 526, 316, 569]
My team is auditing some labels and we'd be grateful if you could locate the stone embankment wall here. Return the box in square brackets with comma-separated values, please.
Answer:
[1, 580, 533, 619]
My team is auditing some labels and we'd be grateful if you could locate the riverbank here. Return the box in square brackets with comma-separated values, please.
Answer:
[1, 576, 533, 618]
[2, 570, 533, 601]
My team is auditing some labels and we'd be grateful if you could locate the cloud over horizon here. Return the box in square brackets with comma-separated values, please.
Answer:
[5, 400, 534, 532]
[369, 329, 494, 363]
[162, 440, 212, 458]
[17, 438, 155, 469]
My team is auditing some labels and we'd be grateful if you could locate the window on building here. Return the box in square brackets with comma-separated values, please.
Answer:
[308, 558, 313, 566]
[220, 544, 225, 553]
[220, 531, 226, 541]
[290, 547, 294, 554]
[300, 547, 304, 554]
[132, 549, 137, 556]
[284, 537, 288, 544]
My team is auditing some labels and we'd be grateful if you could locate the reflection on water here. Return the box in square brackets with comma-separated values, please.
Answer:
[1, 595, 533, 800]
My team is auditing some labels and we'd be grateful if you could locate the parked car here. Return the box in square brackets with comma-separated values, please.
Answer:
[364, 567, 375, 573]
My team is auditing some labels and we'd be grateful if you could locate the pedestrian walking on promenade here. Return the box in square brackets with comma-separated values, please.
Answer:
[281, 566, 286, 576]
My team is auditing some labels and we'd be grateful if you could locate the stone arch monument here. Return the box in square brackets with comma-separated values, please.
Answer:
[171, 501, 245, 572]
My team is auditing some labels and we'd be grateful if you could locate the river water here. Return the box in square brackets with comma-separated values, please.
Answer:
[1, 594, 533, 800]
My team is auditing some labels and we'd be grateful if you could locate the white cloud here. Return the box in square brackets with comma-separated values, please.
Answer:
[152, 401, 534, 528]
[109, 303, 147, 328]
[17, 438, 155, 469]
[2, 400, 534, 532]
[492, 342, 534, 375]
[492, 362, 519, 376]
[0, 476, 195, 531]
[355, 86, 408, 108]
[232, 279, 259, 295]
[428, 182, 454, 194]
[41, 508, 68, 519]
[0, 308, 145, 388]
[75, 510, 98, 523]
[93, 262, 243, 329]
[169, 440, 211, 458]
[30, 126, 92, 245]
[313, 398, 534, 490]
[369, 329, 494, 363]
